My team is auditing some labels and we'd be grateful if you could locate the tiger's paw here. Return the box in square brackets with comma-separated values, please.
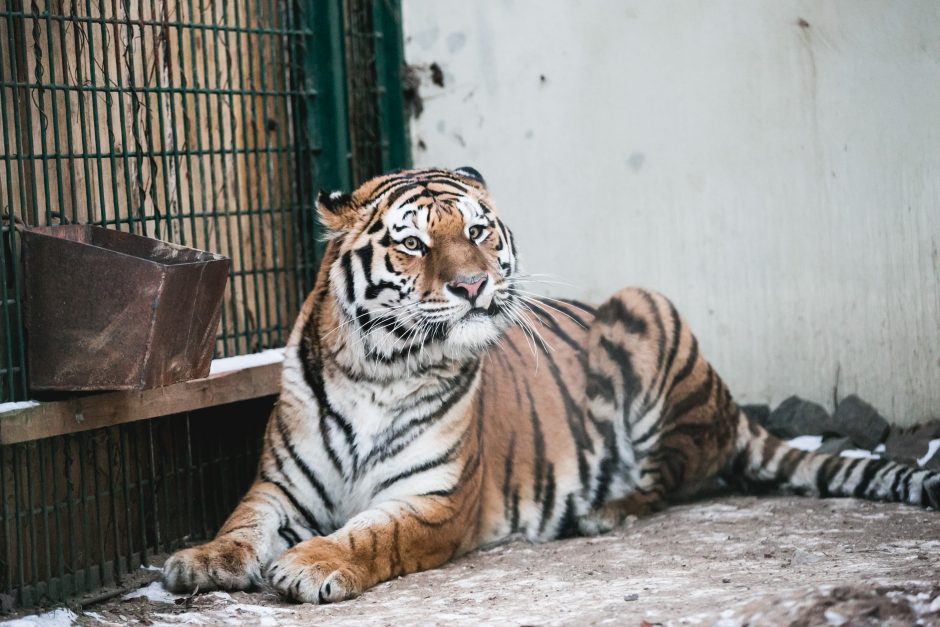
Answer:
[163, 539, 261, 593]
[266, 538, 364, 604]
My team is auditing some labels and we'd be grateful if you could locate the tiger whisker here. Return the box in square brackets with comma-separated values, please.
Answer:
[501, 299, 547, 368]
[507, 291, 588, 330]
[508, 298, 555, 354]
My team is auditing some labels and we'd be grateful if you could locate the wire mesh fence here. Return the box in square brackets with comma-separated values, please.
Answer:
[0, 0, 409, 608]
[1, 0, 316, 377]
[0, 0, 409, 403]
[0, 397, 272, 607]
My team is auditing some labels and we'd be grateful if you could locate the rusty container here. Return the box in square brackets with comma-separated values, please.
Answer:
[22, 224, 231, 391]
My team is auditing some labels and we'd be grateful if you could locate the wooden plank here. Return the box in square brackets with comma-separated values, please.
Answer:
[0, 361, 281, 445]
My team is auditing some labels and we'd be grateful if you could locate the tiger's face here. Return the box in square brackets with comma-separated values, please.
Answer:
[318, 167, 519, 363]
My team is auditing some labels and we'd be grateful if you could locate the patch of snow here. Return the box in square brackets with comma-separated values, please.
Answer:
[150, 601, 291, 627]
[917, 439, 940, 467]
[81, 612, 121, 626]
[122, 581, 182, 604]
[224, 603, 290, 617]
[209, 348, 285, 375]
[140, 563, 163, 572]
[840, 449, 880, 459]
[786, 435, 822, 451]
[1, 608, 78, 626]
[0, 400, 40, 414]
[151, 612, 212, 626]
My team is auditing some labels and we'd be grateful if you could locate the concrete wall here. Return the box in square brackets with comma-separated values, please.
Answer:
[401, 1, 940, 426]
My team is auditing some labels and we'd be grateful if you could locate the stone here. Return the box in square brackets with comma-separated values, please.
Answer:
[817, 436, 854, 456]
[831, 395, 890, 450]
[884, 422, 940, 464]
[741, 404, 770, 427]
[765, 396, 833, 439]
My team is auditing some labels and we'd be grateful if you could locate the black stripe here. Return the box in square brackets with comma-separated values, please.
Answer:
[364, 360, 479, 468]
[634, 365, 714, 447]
[889, 464, 907, 501]
[366, 218, 384, 234]
[502, 433, 517, 513]
[260, 473, 325, 535]
[665, 333, 699, 399]
[372, 423, 471, 496]
[835, 458, 864, 495]
[537, 463, 557, 535]
[636, 291, 667, 414]
[383, 181, 421, 208]
[900, 467, 917, 503]
[586, 371, 616, 404]
[853, 459, 889, 499]
[559, 298, 597, 317]
[265, 439, 294, 485]
[355, 244, 374, 286]
[759, 436, 782, 470]
[278, 523, 302, 548]
[816, 456, 839, 498]
[524, 383, 546, 504]
[597, 336, 643, 411]
[319, 413, 351, 477]
[275, 412, 335, 511]
[595, 297, 647, 335]
[590, 452, 617, 509]
[652, 299, 682, 405]
[340, 251, 356, 303]
[327, 411, 357, 456]
[534, 339, 594, 489]
[775, 448, 806, 480]
[555, 494, 580, 539]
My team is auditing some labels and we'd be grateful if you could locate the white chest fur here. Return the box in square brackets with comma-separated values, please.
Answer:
[278, 345, 479, 528]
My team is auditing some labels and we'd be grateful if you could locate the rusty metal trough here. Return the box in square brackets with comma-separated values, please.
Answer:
[22, 225, 231, 391]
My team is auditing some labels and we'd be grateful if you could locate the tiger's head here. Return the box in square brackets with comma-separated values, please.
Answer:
[317, 167, 520, 367]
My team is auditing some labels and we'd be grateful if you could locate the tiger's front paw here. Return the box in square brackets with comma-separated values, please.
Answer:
[266, 538, 364, 604]
[163, 538, 261, 593]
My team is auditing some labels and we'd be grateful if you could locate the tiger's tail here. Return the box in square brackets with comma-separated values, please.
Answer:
[726, 412, 940, 509]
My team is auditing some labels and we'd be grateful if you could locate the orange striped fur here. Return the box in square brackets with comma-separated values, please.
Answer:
[164, 168, 940, 603]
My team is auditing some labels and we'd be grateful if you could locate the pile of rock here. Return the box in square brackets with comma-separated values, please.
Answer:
[742, 394, 940, 470]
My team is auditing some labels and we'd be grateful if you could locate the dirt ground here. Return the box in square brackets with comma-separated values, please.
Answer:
[15, 495, 940, 626]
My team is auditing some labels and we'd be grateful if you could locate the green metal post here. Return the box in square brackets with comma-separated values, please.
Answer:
[300, 0, 352, 267]
[306, 0, 352, 194]
[372, 0, 411, 171]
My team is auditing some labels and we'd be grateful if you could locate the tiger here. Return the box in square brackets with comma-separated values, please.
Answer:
[163, 166, 940, 604]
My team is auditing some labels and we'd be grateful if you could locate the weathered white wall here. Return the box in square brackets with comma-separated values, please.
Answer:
[402, 1, 940, 426]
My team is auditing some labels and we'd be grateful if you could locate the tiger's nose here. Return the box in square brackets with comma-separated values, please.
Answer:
[446, 274, 488, 304]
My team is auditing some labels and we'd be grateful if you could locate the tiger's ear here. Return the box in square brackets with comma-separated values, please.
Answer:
[317, 189, 359, 234]
[455, 166, 486, 188]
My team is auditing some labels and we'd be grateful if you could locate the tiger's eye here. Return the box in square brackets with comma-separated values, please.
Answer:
[403, 236, 421, 251]
[468, 225, 483, 240]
